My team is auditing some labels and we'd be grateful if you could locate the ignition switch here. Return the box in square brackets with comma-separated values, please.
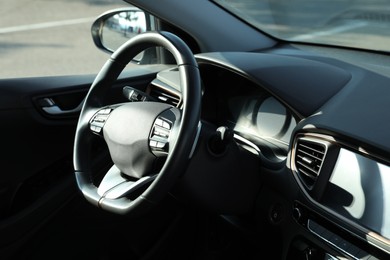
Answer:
[207, 126, 234, 156]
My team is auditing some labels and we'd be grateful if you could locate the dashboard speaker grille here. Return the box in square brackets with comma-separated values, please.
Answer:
[295, 138, 327, 187]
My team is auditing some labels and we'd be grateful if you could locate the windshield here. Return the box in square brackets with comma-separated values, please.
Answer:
[213, 0, 390, 53]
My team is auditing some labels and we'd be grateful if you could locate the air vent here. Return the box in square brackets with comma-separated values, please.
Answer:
[295, 138, 327, 188]
[149, 87, 181, 107]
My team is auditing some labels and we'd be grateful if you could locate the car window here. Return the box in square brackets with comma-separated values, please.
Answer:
[0, 0, 147, 79]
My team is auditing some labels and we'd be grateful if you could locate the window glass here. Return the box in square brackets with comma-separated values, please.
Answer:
[0, 0, 132, 79]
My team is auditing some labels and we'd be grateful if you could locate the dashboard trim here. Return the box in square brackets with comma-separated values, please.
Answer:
[290, 132, 390, 256]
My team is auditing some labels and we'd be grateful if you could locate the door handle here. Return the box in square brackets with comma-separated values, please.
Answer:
[39, 97, 85, 116]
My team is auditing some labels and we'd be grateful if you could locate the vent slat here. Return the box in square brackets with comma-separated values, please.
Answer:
[296, 166, 317, 180]
[297, 148, 323, 161]
[296, 160, 320, 176]
[149, 88, 180, 107]
[298, 143, 325, 154]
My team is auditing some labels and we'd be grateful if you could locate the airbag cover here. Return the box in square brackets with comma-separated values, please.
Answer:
[103, 102, 172, 178]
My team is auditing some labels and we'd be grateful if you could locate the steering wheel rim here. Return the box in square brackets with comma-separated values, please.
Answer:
[73, 31, 202, 215]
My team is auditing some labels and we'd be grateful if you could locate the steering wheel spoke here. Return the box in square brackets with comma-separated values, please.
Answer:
[97, 164, 156, 200]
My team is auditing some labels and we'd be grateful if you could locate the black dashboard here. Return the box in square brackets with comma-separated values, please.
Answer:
[146, 46, 390, 259]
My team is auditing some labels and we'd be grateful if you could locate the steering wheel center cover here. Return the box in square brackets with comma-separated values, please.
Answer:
[103, 102, 172, 178]
[73, 31, 202, 215]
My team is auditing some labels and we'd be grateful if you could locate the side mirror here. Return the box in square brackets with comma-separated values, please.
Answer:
[91, 7, 148, 56]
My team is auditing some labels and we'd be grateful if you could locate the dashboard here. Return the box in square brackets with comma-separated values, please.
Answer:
[324, 147, 390, 241]
[146, 47, 390, 259]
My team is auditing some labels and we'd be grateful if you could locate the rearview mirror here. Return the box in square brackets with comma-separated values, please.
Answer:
[91, 7, 148, 56]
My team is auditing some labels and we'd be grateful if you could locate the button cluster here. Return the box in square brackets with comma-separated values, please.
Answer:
[155, 118, 171, 130]
[90, 108, 112, 135]
[308, 220, 369, 259]
[149, 117, 172, 155]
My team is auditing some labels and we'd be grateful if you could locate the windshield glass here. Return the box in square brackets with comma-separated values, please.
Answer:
[213, 0, 390, 53]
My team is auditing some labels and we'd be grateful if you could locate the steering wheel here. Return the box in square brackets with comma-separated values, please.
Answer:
[73, 31, 202, 215]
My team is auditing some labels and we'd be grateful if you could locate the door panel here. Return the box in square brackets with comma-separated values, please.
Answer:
[0, 66, 168, 258]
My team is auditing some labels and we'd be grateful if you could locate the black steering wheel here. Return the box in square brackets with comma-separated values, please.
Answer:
[73, 31, 202, 215]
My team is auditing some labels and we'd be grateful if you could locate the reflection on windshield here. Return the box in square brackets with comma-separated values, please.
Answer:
[213, 0, 390, 53]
